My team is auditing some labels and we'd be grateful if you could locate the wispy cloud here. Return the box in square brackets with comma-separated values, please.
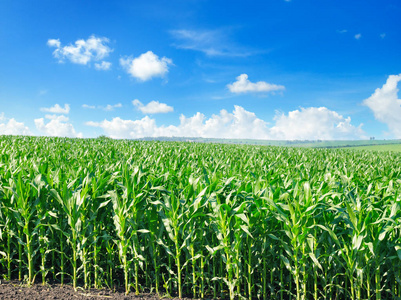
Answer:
[82, 103, 122, 111]
[82, 104, 96, 109]
[170, 28, 254, 57]
[337, 29, 348, 34]
[104, 103, 122, 111]
[94, 61, 112, 71]
[380, 33, 386, 39]
[354, 33, 362, 40]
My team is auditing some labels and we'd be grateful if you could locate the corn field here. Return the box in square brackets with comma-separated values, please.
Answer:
[0, 136, 400, 300]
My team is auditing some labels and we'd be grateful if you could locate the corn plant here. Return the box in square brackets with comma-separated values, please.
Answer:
[50, 179, 89, 290]
[0, 135, 400, 300]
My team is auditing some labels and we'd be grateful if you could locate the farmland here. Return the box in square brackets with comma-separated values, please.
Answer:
[0, 135, 400, 300]
[340, 144, 401, 152]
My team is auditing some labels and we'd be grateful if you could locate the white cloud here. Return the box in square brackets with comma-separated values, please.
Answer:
[86, 117, 162, 139]
[104, 103, 122, 111]
[82, 104, 96, 109]
[94, 61, 112, 70]
[170, 29, 253, 57]
[82, 103, 122, 111]
[354, 33, 362, 40]
[132, 99, 174, 114]
[227, 74, 285, 94]
[0, 113, 31, 135]
[47, 35, 112, 67]
[173, 106, 269, 139]
[86, 105, 364, 140]
[45, 114, 69, 122]
[35, 115, 82, 138]
[47, 39, 61, 48]
[86, 106, 267, 139]
[270, 107, 365, 140]
[120, 51, 172, 81]
[40, 104, 70, 114]
[363, 74, 401, 138]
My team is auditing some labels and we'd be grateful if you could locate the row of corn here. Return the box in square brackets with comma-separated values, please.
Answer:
[0, 135, 400, 300]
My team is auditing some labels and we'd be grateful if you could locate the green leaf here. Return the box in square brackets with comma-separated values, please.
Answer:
[353, 234, 363, 250]
[240, 224, 253, 238]
[98, 199, 111, 209]
[346, 202, 358, 231]
[236, 213, 249, 225]
[396, 246, 401, 261]
[309, 252, 323, 270]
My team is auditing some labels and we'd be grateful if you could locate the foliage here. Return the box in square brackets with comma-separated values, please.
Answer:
[0, 136, 400, 300]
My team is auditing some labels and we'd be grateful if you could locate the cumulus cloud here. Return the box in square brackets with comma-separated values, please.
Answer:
[132, 99, 174, 114]
[45, 114, 69, 122]
[86, 105, 364, 140]
[227, 74, 285, 94]
[120, 51, 173, 81]
[363, 74, 401, 138]
[94, 61, 112, 70]
[40, 104, 70, 114]
[47, 39, 61, 48]
[86, 117, 163, 139]
[47, 35, 112, 68]
[0, 113, 31, 135]
[35, 115, 82, 138]
[174, 106, 269, 139]
[270, 107, 365, 140]
[86, 106, 268, 139]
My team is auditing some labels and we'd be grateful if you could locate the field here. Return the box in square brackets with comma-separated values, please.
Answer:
[139, 137, 401, 149]
[0, 136, 400, 300]
[340, 144, 401, 152]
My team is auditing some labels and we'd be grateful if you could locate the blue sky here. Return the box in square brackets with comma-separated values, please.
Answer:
[1, 0, 401, 140]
